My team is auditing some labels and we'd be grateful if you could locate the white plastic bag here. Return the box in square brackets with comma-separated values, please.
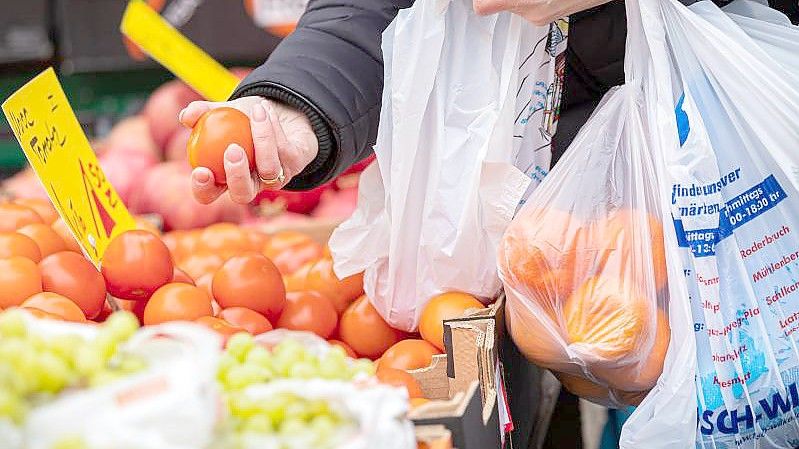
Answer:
[615, 0, 799, 447]
[19, 319, 221, 449]
[328, 0, 567, 330]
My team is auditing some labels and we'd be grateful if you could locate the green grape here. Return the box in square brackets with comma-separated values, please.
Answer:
[89, 333, 118, 362]
[287, 362, 317, 380]
[224, 364, 268, 391]
[244, 346, 273, 369]
[0, 311, 27, 338]
[350, 359, 376, 377]
[0, 388, 27, 424]
[101, 312, 139, 342]
[36, 353, 73, 393]
[239, 413, 274, 433]
[74, 346, 105, 377]
[226, 333, 255, 362]
[318, 352, 348, 380]
[49, 335, 85, 361]
[114, 355, 148, 374]
[309, 414, 338, 442]
[279, 417, 308, 437]
[50, 435, 88, 449]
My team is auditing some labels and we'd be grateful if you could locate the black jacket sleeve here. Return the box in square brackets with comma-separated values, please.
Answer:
[230, 0, 414, 190]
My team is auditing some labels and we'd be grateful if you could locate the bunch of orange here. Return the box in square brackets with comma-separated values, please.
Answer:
[499, 207, 670, 405]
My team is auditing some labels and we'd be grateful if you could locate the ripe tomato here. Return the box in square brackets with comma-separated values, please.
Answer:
[162, 230, 201, 263]
[0, 203, 43, 231]
[212, 254, 285, 319]
[143, 283, 213, 325]
[262, 231, 314, 259]
[196, 223, 252, 259]
[179, 252, 225, 281]
[339, 296, 403, 359]
[267, 237, 324, 276]
[51, 218, 82, 252]
[284, 261, 314, 292]
[218, 307, 273, 335]
[419, 292, 485, 351]
[328, 339, 358, 358]
[21, 308, 62, 321]
[187, 107, 255, 184]
[39, 251, 107, 320]
[172, 267, 195, 285]
[0, 232, 42, 262]
[101, 230, 174, 301]
[375, 367, 424, 399]
[246, 230, 270, 252]
[23, 292, 86, 322]
[379, 339, 441, 371]
[276, 291, 337, 339]
[0, 257, 42, 308]
[17, 224, 67, 258]
[305, 258, 363, 314]
[14, 199, 58, 225]
[196, 316, 245, 345]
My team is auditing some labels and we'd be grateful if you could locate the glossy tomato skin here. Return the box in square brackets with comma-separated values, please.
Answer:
[23, 292, 87, 322]
[143, 283, 213, 325]
[51, 218, 82, 252]
[218, 307, 273, 335]
[0, 203, 44, 231]
[338, 295, 403, 359]
[276, 291, 337, 339]
[197, 223, 252, 259]
[305, 258, 363, 314]
[268, 239, 324, 276]
[375, 367, 424, 399]
[187, 107, 255, 184]
[0, 232, 42, 262]
[0, 257, 42, 309]
[17, 224, 67, 258]
[39, 251, 107, 320]
[212, 254, 285, 320]
[379, 339, 441, 371]
[101, 230, 174, 301]
[419, 292, 485, 351]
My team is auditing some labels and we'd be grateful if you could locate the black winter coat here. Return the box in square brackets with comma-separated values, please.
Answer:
[231, 0, 799, 190]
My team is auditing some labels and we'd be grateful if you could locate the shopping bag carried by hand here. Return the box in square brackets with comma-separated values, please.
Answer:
[328, 0, 568, 330]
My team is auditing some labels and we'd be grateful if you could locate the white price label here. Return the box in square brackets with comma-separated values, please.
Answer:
[253, 0, 308, 26]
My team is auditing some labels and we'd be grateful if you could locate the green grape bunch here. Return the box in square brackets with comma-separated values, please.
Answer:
[0, 310, 147, 426]
[217, 333, 375, 392]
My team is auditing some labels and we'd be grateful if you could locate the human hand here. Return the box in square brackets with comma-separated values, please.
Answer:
[179, 96, 319, 204]
[473, 0, 608, 25]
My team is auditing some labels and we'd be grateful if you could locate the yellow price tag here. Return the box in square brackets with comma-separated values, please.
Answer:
[1, 68, 137, 267]
[120, 0, 241, 102]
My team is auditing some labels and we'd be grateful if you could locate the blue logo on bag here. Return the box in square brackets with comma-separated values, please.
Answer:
[675, 94, 691, 147]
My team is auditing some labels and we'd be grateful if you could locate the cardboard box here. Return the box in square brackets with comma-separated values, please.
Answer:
[415, 425, 454, 449]
[409, 296, 543, 449]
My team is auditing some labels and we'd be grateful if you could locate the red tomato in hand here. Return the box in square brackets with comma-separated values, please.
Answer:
[339, 295, 403, 359]
[0, 257, 42, 309]
[305, 258, 363, 314]
[213, 254, 285, 319]
[0, 232, 42, 262]
[187, 107, 255, 184]
[101, 230, 174, 301]
[218, 307, 273, 335]
[39, 252, 107, 320]
[276, 291, 337, 339]
[23, 292, 87, 323]
[379, 339, 440, 371]
[143, 283, 213, 325]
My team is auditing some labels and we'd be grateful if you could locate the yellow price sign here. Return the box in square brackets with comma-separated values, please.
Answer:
[1, 68, 137, 267]
[120, 0, 241, 102]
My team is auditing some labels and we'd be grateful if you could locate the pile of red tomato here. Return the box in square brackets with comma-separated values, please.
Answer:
[0, 196, 486, 387]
